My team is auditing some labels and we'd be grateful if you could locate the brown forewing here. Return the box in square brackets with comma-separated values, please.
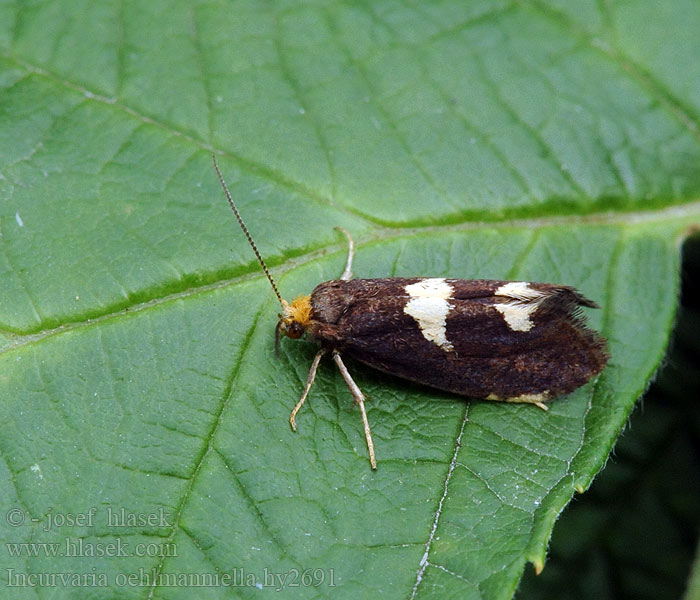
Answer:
[308, 278, 608, 400]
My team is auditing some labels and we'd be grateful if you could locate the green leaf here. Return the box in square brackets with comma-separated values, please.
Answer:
[0, 1, 699, 598]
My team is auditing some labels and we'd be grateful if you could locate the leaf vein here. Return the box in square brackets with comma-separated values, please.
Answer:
[145, 296, 268, 598]
[410, 403, 469, 599]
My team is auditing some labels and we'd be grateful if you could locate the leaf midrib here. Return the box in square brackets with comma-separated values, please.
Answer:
[2, 199, 699, 352]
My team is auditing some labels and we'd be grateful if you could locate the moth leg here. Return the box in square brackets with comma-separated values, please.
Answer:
[499, 394, 549, 411]
[332, 350, 377, 470]
[334, 227, 354, 281]
[289, 348, 327, 431]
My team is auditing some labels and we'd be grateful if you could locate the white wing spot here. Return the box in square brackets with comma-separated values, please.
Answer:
[493, 282, 546, 332]
[404, 278, 454, 351]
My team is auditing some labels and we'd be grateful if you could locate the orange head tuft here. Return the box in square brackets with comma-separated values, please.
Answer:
[277, 295, 312, 341]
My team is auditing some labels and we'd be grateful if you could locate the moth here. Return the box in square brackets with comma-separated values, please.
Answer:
[213, 155, 608, 469]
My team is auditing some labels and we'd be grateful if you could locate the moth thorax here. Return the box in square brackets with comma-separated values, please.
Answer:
[278, 295, 312, 339]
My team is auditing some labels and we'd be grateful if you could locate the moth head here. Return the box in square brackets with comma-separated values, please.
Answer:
[276, 295, 312, 344]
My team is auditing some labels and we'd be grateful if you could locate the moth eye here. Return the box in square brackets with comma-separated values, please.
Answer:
[286, 322, 304, 339]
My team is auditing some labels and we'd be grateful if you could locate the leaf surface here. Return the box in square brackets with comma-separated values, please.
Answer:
[1, 1, 699, 598]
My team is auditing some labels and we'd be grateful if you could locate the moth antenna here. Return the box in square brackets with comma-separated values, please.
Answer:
[212, 154, 286, 308]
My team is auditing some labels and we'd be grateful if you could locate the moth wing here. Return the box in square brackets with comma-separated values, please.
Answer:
[310, 278, 607, 400]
